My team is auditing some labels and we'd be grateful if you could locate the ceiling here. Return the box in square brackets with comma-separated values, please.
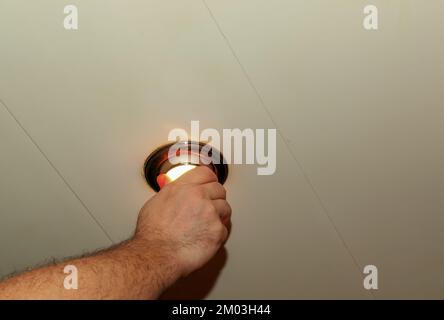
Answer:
[0, 0, 443, 299]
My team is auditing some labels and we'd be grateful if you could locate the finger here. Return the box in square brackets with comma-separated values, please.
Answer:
[176, 166, 217, 185]
[212, 199, 232, 225]
[203, 182, 226, 200]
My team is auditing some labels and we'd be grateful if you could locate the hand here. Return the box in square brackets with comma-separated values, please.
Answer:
[133, 166, 232, 279]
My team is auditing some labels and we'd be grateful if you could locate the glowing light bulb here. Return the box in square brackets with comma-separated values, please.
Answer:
[165, 164, 197, 182]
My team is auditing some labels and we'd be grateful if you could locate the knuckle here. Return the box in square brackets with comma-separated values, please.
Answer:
[225, 201, 232, 215]
[215, 224, 228, 243]
[204, 222, 227, 246]
[218, 200, 231, 217]
[203, 201, 217, 217]
[218, 184, 227, 198]
[199, 166, 217, 182]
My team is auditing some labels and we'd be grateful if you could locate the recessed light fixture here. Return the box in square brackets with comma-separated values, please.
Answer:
[144, 141, 229, 192]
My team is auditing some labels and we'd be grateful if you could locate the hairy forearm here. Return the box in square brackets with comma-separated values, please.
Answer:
[0, 238, 181, 300]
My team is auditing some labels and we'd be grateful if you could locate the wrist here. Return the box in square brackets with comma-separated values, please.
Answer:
[126, 235, 184, 293]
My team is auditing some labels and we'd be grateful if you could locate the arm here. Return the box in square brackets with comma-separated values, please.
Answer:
[0, 239, 179, 300]
[0, 166, 231, 300]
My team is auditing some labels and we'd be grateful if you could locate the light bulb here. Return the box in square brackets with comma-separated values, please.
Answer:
[165, 164, 197, 182]
[144, 141, 228, 192]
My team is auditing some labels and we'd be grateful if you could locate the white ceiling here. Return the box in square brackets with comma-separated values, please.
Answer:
[0, 0, 443, 299]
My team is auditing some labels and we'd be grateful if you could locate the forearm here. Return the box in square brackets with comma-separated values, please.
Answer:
[0, 238, 182, 300]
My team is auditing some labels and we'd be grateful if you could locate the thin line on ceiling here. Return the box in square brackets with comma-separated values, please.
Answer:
[0, 98, 115, 245]
[201, 0, 373, 297]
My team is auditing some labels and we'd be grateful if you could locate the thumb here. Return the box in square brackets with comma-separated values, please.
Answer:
[156, 174, 172, 190]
